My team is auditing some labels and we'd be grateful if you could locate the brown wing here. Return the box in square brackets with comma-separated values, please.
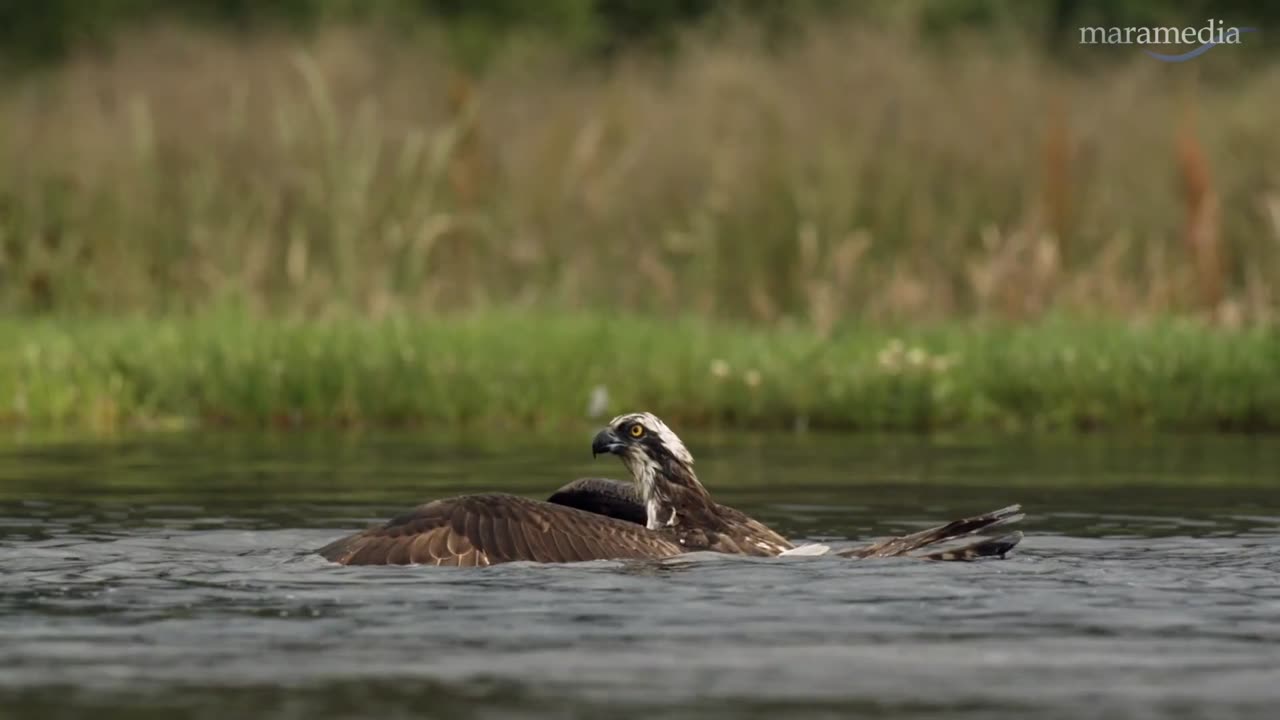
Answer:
[545, 477, 646, 525]
[316, 493, 684, 567]
[700, 504, 794, 556]
[654, 501, 794, 557]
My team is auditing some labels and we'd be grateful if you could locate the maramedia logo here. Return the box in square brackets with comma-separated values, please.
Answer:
[1079, 18, 1257, 62]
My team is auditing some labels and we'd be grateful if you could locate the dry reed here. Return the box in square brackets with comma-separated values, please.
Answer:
[0, 19, 1277, 325]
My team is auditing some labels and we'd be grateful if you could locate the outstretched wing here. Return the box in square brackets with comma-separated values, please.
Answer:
[837, 504, 1024, 560]
[546, 477, 647, 525]
[316, 493, 683, 567]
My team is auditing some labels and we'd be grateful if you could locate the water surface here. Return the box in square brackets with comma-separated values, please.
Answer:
[1, 432, 1278, 719]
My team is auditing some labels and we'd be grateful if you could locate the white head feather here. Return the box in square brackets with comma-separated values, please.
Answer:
[606, 412, 696, 530]
[607, 412, 692, 464]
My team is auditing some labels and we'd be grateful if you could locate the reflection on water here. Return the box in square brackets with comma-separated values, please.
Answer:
[0, 432, 1278, 719]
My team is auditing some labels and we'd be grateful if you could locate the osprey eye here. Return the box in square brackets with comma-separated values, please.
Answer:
[629, 424, 645, 438]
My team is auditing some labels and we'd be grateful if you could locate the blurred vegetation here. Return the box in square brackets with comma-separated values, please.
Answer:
[0, 1, 1277, 434]
[0, 6, 1276, 325]
[0, 0, 1277, 68]
[2, 309, 1278, 434]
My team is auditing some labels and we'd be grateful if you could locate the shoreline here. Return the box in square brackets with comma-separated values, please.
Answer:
[2, 311, 1276, 435]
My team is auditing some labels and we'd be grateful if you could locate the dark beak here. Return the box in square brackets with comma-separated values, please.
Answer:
[592, 428, 624, 458]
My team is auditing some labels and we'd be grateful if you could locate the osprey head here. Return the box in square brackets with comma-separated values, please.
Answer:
[591, 412, 693, 471]
[591, 412, 707, 530]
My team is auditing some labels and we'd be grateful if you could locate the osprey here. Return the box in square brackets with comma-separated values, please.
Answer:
[316, 412, 1024, 566]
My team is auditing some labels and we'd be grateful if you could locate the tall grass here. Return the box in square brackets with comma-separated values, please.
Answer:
[0, 18, 1278, 325]
[2, 309, 1278, 434]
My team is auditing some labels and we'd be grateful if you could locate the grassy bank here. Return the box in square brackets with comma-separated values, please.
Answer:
[1, 311, 1277, 434]
[0, 21, 1277, 324]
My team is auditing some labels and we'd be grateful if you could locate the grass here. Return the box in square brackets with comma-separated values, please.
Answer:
[2, 18, 1278, 436]
[1, 310, 1278, 434]
[0, 19, 1277, 324]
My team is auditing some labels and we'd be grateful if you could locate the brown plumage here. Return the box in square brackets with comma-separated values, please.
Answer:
[316, 411, 1025, 567]
[547, 476, 1023, 561]
[545, 476, 648, 526]
[835, 504, 1025, 561]
[316, 493, 683, 567]
[587, 413, 795, 557]
[553, 476, 808, 554]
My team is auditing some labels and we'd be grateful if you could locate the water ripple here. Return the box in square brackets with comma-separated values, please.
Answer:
[1, 435, 1278, 719]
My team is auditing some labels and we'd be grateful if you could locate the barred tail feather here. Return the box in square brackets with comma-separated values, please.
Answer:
[922, 531, 1024, 561]
[836, 504, 1024, 561]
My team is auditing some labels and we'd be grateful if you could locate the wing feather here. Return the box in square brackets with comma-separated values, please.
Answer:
[446, 524, 473, 556]
[505, 515, 536, 560]
[464, 508, 483, 547]
[546, 477, 646, 525]
[474, 510, 493, 544]
[522, 523, 556, 563]
[485, 515, 515, 561]
[407, 533, 433, 564]
[385, 537, 411, 565]
[547, 524, 580, 562]
[426, 525, 451, 561]
[317, 493, 683, 567]
[348, 537, 390, 565]
[565, 529, 595, 560]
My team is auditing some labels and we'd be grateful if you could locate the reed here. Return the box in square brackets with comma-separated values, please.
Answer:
[0, 19, 1277, 324]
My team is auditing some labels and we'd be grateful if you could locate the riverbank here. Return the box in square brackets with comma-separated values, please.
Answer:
[1, 311, 1276, 434]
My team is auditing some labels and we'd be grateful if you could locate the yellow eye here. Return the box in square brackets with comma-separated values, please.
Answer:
[628, 424, 645, 438]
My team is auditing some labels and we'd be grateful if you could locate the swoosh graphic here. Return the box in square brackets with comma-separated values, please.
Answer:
[1145, 27, 1257, 62]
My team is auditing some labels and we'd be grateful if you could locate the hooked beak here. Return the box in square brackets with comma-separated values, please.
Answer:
[591, 428, 624, 458]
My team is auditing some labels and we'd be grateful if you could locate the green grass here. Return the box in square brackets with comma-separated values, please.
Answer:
[2, 310, 1278, 434]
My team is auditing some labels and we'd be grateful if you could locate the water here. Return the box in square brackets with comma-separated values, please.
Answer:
[1, 432, 1278, 720]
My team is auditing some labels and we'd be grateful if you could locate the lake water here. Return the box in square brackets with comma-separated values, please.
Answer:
[0, 431, 1277, 720]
